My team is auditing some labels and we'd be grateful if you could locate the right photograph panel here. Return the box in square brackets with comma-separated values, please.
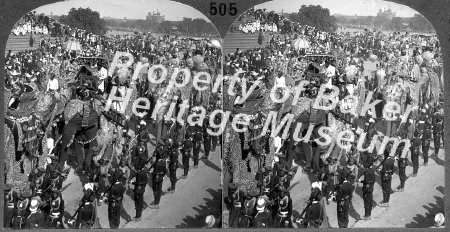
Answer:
[221, 0, 444, 228]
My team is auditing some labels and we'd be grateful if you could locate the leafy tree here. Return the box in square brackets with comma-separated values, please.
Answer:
[409, 14, 434, 32]
[390, 17, 404, 30]
[288, 5, 338, 32]
[59, 7, 107, 35]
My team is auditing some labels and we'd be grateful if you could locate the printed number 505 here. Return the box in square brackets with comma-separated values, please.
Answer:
[210, 2, 237, 16]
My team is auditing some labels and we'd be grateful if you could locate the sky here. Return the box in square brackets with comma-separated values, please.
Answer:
[255, 0, 419, 17]
[35, 0, 209, 21]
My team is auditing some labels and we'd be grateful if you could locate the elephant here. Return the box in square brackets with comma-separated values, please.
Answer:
[4, 83, 70, 164]
[223, 80, 330, 186]
[59, 98, 102, 172]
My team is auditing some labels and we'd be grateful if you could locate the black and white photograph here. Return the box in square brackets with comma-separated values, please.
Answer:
[3, 0, 222, 229]
[221, 0, 444, 228]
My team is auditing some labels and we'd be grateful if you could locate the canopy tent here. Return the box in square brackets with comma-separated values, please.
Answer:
[64, 40, 82, 51]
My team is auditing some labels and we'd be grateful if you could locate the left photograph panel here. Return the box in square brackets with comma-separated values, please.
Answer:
[3, 0, 222, 229]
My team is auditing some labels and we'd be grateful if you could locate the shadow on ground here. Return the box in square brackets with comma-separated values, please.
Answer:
[175, 188, 222, 228]
[405, 186, 444, 228]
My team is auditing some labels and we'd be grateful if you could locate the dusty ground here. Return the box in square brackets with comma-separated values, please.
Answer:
[61, 124, 222, 228]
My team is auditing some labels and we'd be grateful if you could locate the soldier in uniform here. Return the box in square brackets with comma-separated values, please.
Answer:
[323, 157, 339, 202]
[416, 109, 428, 135]
[357, 156, 376, 220]
[395, 143, 408, 192]
[181, 125, 194, 178]
[117, 157, 131, 189]
[302, 184, 325, 228]
[106, 172, 126, 229]
[166, 139, 179, 193]
[261, 167, 276, 197]
[228, 183, 243, 228]
[129, 163, 148, 221]
[406, 119, 415, 140]
[335, 180, 352, 228]
[45, 155, 61, 177]
[338, 157, 357, 199]
[95, 159, 112, 203]
[133, 139, 149, 167]
[433, 116, 443, 155]
[29, 168, 45, 196]
[150, 148, 167, 209]
[201, 116, 212, 160]
[240, 189, 259, 228]
[47, 188, 64, 228]
[73, 185, 96, 228]
[410, 131, 422, 176]
[252, 196, 273, 228]
[12, 190, 30, 229]
[4, 184, 16, 228]
[24, 199, 45, 229]
[274, 187, 292, 228]
[379, 155, 395, 207]
[422, 124, 432, 166]
[192, 122, 203, 168]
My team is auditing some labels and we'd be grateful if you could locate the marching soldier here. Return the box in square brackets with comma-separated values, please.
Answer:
[228, 183, 243, 228]
[133, 139, 149, 167]
[107, 172, 126, 229]
[192, 123, 203, 168]
[410, 131, 422, 176]
[201, 116, 212, 160]
[323, 157, 339, 202]
[212, 112, 221, 151]
[117, 157, 131, 188]
[433, 116, 443, 155]
[302, 183, 326, 228]
[29, 167, 45, 196]
[24, 199, 45, 229]
[95, 159, 112, 203]
[4, 184, 16, 228]
[274, 187, 292, 228]
[240, 189, 259, 228]
[416, 109, 428, 135]
[406, 119, 415, 140]
[338, 157, 357, 199]
[47, 188, 65, 228]
[150, 148, 167, 209]
[395, 143, 408, 192]
[422, 124, 432, 166]
[12, 190, 30, 229]
[129, 163, 148, 221]
[181, 125, 194, 178]
[72, 184, 97, 228]
[335, 179, 352, 228]
[167, 139, 179, 193]
[378, 155, 395, 207]
[261, 167, 276, 197]
[357, 156, 375, 220]
[252, 196, 273, 228]
[45, 155, 62, 177]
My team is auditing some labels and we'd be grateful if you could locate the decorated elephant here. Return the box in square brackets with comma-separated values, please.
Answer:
[223, 79, 330, 186]
[4, 82, 71, 169]
[59, 97, 102, 171]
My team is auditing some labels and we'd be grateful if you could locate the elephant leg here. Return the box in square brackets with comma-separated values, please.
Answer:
[84, 145, 94, 173]
[156, 120, 163, 143]
[60, 115, 82, 152]
[74, 142, 85, 171]
[83, 126, 98, 172]
[301, 141, 312, 169]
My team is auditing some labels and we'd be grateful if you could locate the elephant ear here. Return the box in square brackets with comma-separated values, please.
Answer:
[4, 88, 11, 109]
[64, 99, 85, 124]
